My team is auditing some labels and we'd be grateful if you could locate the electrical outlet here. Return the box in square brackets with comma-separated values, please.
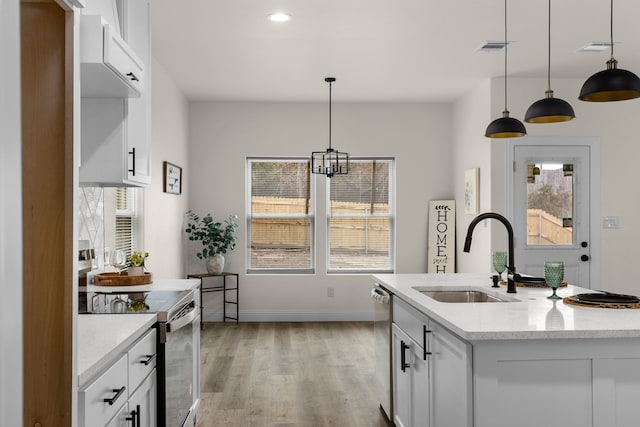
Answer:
[327, 287, 335, 297]
[603, 216, 620, 229]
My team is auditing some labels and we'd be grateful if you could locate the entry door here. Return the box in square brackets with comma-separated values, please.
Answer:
[512, 144, 592, 288]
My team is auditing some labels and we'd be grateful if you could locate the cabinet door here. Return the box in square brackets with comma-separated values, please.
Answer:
[104, 403, 130, 427]
[128, 370, 156, 427]
[121, 0, 150, 185]
[392, 324, 429, 427]
[430, 321, 472, 427]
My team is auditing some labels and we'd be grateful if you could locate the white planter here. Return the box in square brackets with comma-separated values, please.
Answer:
[127, 266, 144, 276]
[206, 254, 225, 274]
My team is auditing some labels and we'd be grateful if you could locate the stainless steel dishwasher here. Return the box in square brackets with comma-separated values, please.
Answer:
[372, 284, 392, 423]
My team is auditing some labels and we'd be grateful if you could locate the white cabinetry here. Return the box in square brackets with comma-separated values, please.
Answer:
[79, 328, 157, 427]
[392, 297, 472, 427]
[80, 0, 151, 187]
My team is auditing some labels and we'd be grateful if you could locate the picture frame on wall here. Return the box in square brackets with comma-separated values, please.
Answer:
[464, 168, 479, 214]
[163, 161, 182, 195]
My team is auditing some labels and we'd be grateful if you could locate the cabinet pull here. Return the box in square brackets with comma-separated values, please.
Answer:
[128, 147, 136, 176]
[103, 386, 126, 406]
[125, 404, 140, 427]
[423, 325, 432, 360]
[126, 72, 140, 82]
[400, 340, 410, 373]
[141, 353, 156, 366]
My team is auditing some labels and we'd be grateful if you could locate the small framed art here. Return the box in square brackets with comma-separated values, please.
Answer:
[163, 161, 182, 195]
[464, 168, 479, 214]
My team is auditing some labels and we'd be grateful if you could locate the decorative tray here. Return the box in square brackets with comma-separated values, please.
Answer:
[94, 272, 153, 286]
[500, 280, 567, 288]
[563, 293, 640, 309]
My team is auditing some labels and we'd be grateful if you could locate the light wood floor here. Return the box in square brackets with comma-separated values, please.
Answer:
[196, 322, 390, 427]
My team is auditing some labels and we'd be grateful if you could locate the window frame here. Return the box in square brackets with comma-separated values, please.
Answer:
[326, 157, 396, 274]
[246, 157, 316, 274]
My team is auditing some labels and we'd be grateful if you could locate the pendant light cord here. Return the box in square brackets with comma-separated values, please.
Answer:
[547, 0, 551, 91]
[610, 0, 614, 59]
[328, 80, 332, 150]
[503, 0, 508, 111]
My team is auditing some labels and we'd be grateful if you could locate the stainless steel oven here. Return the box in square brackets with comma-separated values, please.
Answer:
[80, 289, 200, 427]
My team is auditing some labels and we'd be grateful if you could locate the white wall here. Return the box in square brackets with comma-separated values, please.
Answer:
[0, 0, 22, 424]
[142, 58, 190, 278]
[452, 79, 495, 273]
[188, 102, 452, 320]
[488, 77, 640, 295]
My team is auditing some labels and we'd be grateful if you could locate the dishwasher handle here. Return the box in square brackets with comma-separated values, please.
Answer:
[371, 287, 390, 304]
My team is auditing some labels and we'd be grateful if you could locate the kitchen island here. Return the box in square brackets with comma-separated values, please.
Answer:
[374, 273, 640, 427]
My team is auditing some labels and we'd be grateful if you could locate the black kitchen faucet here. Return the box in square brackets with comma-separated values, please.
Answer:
[463, 212, 517, 294]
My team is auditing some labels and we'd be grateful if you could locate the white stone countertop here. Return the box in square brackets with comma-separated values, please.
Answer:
[373, 273, 640, 341]
[78, 314, 157, 388]
[83, 277, 200, 293]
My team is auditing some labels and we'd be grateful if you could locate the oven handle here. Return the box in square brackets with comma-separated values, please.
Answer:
[166, 304, 198, 333]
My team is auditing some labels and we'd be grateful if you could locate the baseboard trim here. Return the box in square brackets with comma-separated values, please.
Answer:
[203, 310, 373, 322]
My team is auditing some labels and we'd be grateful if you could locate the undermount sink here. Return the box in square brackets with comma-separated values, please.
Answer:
[413, 287, 517, 303]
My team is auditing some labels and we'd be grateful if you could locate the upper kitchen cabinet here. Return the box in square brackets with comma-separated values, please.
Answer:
[80, 0, 151, 187]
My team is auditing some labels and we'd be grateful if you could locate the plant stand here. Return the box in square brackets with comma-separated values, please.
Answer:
[186, 272, 239, 329]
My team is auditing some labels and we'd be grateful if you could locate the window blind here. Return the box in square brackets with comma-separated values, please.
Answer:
[115, 188, 136, 259]
[328, 158, 394, 272]
[247, 158, 314, 273]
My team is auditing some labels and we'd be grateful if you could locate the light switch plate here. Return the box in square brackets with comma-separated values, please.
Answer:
[603, 216, 620, 229]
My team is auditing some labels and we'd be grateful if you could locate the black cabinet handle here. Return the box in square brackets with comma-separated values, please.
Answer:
[126, 406, 137, 427]
[141, 354, 156, 366]
[128, 147, 136, 176]
[103, 386, 126, 406]
[423, 325, 432, 360]
[126, 72, 139, 82]
[581, 254, 590, 262]
[400, 340, 410, 373]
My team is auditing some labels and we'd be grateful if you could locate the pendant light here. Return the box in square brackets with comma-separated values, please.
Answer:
[311, 77, 350, 178]
[579, 0, 640, 102]
[524, 0, 575, 123]
[485, 0, 526, 138]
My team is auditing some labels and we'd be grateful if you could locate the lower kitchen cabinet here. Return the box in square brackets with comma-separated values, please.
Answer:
[392, 324, 429, 427]
[79, 328, 157, 427]
[392, 297, 472, 427]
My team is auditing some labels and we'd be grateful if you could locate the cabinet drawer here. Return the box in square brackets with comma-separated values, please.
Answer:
[79, 354, 128, 427]
[128, 329, 156, 394]
[103, 23, 144, 95]
[393, 297, 430, 347]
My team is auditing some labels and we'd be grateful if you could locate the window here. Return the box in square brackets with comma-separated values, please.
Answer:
[327, 158, 394, 273]
[115, 187, 137, 259]
[247, 158, 314, 273]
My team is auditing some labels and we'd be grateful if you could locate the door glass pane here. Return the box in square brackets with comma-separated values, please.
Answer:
[526, 163, 573, 246]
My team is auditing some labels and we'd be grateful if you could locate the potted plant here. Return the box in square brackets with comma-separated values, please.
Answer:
[126, 251, 149, 276]
[185, 211, 239, 274]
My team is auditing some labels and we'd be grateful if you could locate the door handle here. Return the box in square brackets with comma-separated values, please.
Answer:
[581, 254, 590, 262]
[400, 340, 410, 373]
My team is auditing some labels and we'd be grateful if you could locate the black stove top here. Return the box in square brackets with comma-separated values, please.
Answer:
[79, 290, 191, 317]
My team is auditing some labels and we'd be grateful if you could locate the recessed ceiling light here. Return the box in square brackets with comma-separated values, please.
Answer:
[577, 42, 614, 53]
[268, 12, 291, 23]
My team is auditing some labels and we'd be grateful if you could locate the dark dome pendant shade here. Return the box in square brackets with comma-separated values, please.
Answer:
[485, 0, 526, 138]
[579, 58, 640, 102]
[579, 0, 640, 102]
[486, 110, 528, 138]
[525, 0, 575, 123]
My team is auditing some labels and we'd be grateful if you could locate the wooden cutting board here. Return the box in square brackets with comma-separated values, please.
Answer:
[94, 272, 153, 286]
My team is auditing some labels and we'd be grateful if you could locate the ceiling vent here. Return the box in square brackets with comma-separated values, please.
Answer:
[476, 41, 510, 53]
[577, 42, 614, 53]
